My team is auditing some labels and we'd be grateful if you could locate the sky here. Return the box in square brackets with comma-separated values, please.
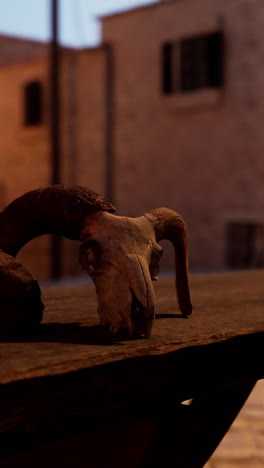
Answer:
[0, 0, 157, 47]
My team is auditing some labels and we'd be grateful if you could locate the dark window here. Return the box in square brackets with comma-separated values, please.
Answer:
[162, 43, 173, 94]
[162, 32, 224, 94]
[24, 81, 43, 126]
[226, 223, 264, 269]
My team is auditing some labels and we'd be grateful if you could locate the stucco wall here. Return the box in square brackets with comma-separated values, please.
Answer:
[0, 57, 51, 280]
[1, 0, 264, 278]
[101, 0, 264, 271]
[0, 34, 48, 66]
[59, 47, 107, 277]
[0, 45, 107, 281]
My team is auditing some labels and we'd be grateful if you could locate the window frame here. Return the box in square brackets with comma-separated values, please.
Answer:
[226, 221, 264, 269]
[162, 31, 224, 95]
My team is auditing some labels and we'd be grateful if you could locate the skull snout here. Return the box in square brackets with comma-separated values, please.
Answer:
[125, 253, 156, 337]
[93, 254, 155, 338]
[82, 249, 156, 338]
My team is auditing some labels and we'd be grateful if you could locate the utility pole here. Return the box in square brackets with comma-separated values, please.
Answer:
[104, 43, 115, 204]
[50, 0, 62, 279]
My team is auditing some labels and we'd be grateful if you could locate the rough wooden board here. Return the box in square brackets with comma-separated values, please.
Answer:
[0, 270, 264, 384]
[1, 270, 264, 459]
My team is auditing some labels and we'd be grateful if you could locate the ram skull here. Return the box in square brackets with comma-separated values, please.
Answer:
[0, 185, 192, 338]
[79, 208, 192, 338]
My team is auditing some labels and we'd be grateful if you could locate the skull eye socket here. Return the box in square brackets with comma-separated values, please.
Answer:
[79, 240, 102, 273]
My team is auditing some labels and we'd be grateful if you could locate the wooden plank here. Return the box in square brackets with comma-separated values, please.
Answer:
[1, 270, 264, 384]
[0, 270, 264, 460]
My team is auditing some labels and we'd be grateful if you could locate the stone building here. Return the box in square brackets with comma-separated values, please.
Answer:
[0, 0, 264, 281]
[0, 35, 108, 280]
[101, 0, 264, 273]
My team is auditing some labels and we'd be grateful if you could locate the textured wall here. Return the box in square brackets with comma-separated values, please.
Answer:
[101, 0, 264, 271]
[0, 44, 107, 281]
[0, 57, 51, 280]
[59, 47, 107, 278]
[1, 0, 264, 278]
[0, 35, 48, 66]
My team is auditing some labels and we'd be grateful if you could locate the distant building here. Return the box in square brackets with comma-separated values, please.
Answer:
[0, 35, 107, 279]
[1, 0, 264, 280]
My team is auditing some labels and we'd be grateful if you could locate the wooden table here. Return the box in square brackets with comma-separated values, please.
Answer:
[1, 270, 264, 467]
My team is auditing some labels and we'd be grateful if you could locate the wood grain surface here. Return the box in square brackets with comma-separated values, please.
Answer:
[1, 270, 264, 384]
[0, 270, 264, 462]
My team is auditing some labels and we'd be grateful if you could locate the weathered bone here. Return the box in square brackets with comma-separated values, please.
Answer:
[79, 209, 192, 337]
[145, 207, 192, 317]
[0, 185, 192, 338]
[0, 185, 115, 256]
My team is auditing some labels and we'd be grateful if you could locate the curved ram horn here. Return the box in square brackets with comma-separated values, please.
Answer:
[0, 185, 115, 257]
[0, 185, 115, 332]
[145, 208, 192, 317]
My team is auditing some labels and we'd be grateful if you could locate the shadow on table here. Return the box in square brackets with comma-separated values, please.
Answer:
[0, 322, 116, 346]
[0, 313, 186, 346]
